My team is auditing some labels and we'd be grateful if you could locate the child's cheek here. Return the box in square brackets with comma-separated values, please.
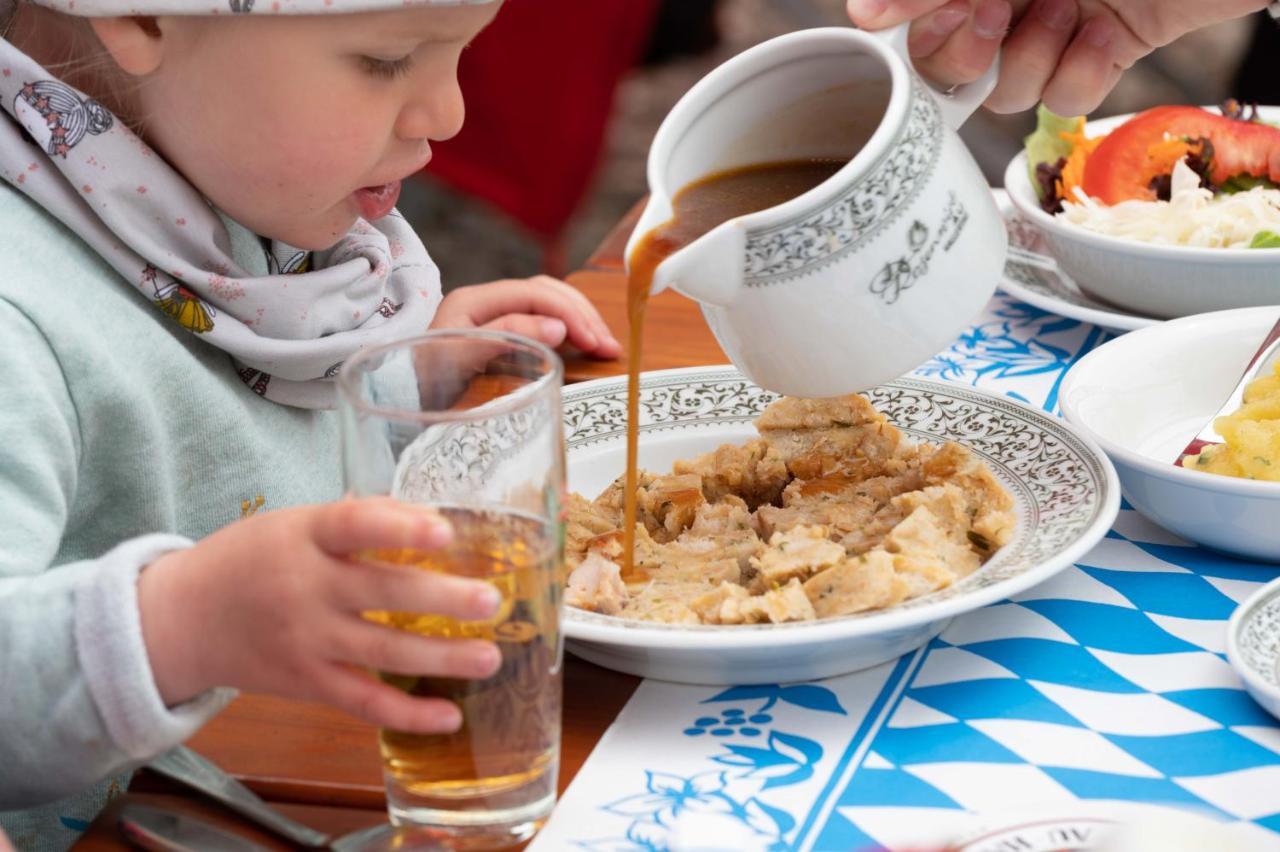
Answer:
[272, 115, 381, 193]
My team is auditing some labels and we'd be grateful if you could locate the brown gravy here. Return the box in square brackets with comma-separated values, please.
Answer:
[622, 159, 844, 581]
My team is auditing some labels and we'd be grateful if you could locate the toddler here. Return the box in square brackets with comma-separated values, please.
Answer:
[0, 1, 619, 848]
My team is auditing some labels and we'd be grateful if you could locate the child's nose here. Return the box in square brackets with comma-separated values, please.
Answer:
[396, 80, 466, 143]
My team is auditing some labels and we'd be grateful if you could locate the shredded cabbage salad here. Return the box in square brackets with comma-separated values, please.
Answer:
[1060, 158, 1280, 248]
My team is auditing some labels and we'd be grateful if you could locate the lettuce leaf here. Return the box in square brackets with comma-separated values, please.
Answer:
[1024, 104, 1082, 201]
[1249, 230, 1280, 248]
[1220, 174, 1280, 194]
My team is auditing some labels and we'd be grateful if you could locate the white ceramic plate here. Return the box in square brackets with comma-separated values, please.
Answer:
[1228, 575, 1280, 724]
[995, 189, 1157, 333]
[1060, 306, 1280, 562]
[561, 367, 1120, 684]
[1004, 106, 1280, 320]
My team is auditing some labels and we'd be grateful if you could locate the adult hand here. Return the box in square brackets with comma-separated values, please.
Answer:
[846, 0, 1271, 116]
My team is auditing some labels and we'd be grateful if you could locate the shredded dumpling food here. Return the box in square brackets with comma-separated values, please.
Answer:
[1060, 158, 1280, 248]
[564, 394, 1016, 625]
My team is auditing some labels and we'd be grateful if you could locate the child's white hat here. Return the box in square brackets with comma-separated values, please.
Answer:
[19, 0, 494, 14]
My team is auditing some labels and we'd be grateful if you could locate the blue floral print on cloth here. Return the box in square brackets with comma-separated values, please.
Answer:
[530, 294, 1280, 852]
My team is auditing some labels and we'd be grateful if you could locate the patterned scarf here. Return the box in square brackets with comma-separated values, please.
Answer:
[0, 2, 488, 407]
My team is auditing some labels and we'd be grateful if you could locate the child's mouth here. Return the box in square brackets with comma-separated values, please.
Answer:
[352, 180, 402, 221]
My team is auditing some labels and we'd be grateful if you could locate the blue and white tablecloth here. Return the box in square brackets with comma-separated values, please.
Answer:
[530, 293, 1280, 851]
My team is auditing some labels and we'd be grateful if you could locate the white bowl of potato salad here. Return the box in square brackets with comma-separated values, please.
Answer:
[1004, 104, 1280, 320]
[1060, 306, 1280, 562]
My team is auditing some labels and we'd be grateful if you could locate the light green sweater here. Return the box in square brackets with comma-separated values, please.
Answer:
[0, 183, 346, 849]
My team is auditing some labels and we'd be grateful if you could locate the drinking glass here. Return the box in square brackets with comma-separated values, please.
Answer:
[336, 330, 566, 850]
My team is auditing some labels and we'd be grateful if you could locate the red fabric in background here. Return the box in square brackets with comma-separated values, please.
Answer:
[423, 0, 662, 241]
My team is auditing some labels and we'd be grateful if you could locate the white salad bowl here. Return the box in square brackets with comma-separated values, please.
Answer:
[1003, 106, 1280, 320]
[1059, 306, 1280, 563]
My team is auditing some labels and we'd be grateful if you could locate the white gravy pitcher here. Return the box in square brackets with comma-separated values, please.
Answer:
[627, 25, 1006, 397]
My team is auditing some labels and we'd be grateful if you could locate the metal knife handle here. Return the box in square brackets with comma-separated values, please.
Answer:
[118, 810, 191, 852]
[118, 803, 276, 852]
[147, 746, 331, 848]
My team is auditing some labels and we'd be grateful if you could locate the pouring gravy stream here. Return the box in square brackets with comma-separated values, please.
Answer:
[622, 159, 845, 581]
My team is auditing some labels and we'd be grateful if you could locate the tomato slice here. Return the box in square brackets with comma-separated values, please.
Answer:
[1081, 105, 1280, 204]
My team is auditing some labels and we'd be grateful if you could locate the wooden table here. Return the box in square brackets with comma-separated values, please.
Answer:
[75, 202, 725, 849]
[559, 201, 725, 384]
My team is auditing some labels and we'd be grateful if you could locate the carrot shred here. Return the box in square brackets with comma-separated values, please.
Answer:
[1136, 136, 1206, 189]
[1055, 120, 1105, 203]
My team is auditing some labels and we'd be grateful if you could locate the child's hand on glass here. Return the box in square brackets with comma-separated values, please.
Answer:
[846, 0, 1270, 115]
[430, 276, 623, 360]
[136, 500, 501, 733]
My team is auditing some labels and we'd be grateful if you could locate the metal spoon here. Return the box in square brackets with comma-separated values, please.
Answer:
[1175, 312, 1280, 465]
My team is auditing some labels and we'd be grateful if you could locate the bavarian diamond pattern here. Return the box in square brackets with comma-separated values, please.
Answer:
[532, 293, 1280, 852]
[819, 506, 1278, 850]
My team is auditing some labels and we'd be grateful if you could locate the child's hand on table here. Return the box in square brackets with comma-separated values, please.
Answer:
[136, 500, 501, 733]
[430, 276, 623, 360]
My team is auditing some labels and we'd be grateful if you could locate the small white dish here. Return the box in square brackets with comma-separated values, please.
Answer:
[994, 189, 1157, 333]
[1228, 575, 1280, 724]
[563, 366, 1119, 684]
[1060, 306, 1280, 562]
[1003, 106, 1280, 321]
